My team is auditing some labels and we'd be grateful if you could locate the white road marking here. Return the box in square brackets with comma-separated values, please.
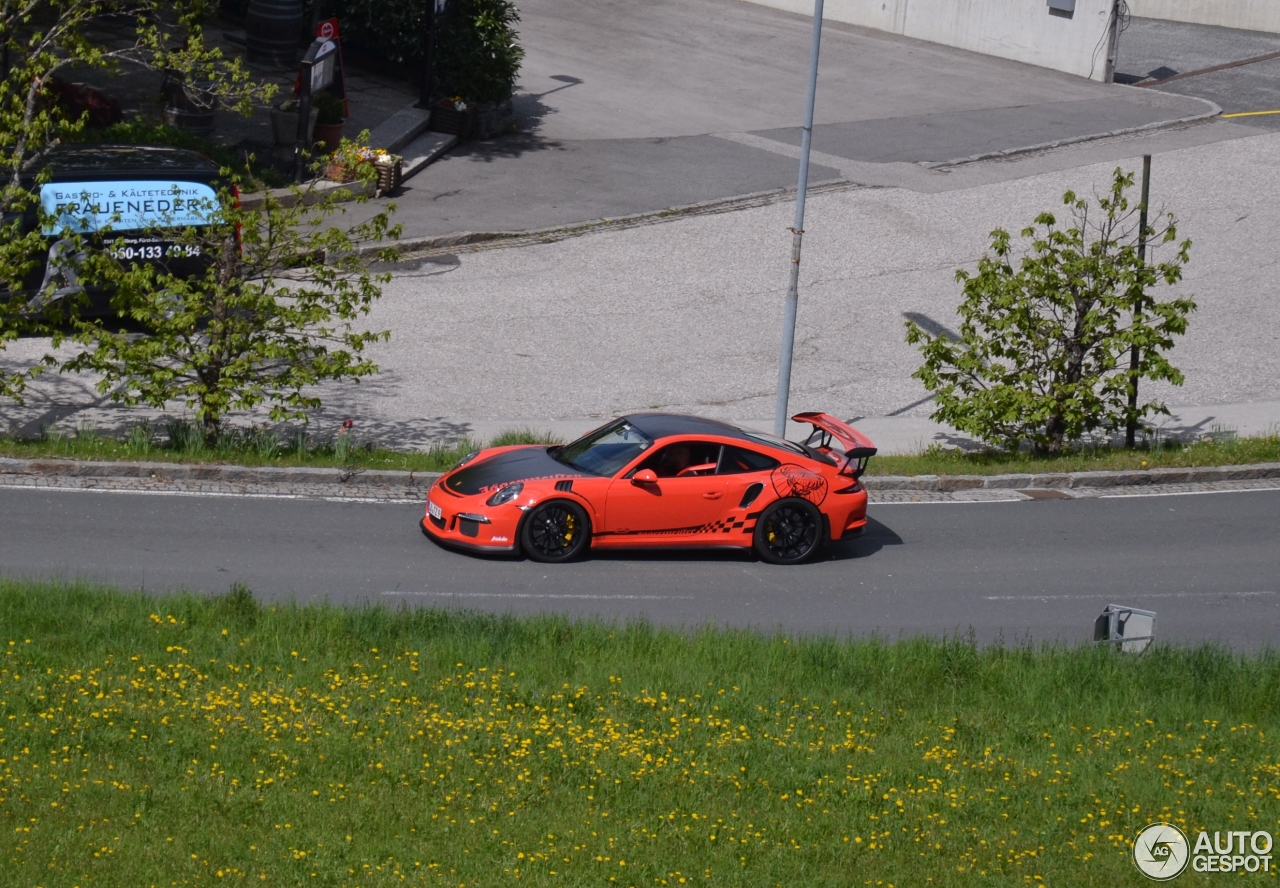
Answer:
[984, 591, 1277, 601]
[381, 590, 694, 601]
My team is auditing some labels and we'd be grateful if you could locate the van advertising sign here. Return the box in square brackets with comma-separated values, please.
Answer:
[39, 180, 219, 235]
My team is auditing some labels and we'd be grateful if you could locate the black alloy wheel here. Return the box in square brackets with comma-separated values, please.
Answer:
[520, 500, 591, 563]
[753, 498, 824, 565]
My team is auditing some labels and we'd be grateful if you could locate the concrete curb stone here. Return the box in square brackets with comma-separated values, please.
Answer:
[870, 462, 1280, 491]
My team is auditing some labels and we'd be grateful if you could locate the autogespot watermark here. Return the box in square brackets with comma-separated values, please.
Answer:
[1133, 822, 1274, 880]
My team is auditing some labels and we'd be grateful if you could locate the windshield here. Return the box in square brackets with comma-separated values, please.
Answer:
[554, 419, 653, 476]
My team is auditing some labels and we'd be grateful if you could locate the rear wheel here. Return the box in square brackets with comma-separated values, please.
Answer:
[753, 498, 824, 565]
[520, 500, 591, 563]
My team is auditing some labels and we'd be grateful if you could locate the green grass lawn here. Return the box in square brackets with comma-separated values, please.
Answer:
[0, 423, 559, 475]
[1, 579, 1277, 886]
[3, 420, 1278, 479]
[867, 433, 1280, 477]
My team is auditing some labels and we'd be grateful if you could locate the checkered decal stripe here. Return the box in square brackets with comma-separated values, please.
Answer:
[702, 510, 764, 535]
[597, 509, 764, 538]
[703, 517, 751, 534]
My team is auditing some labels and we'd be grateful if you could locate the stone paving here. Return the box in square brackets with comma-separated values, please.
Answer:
[871, 478, 1280, 504]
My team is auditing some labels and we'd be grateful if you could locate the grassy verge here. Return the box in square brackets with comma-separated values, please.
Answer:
[1, 579, 1277, 886]
[3, 420, 1278, 479]
[0, 423, 561, 474]
[867, 433, 1280, 477]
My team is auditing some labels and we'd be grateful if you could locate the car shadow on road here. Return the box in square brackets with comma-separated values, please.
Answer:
[436, 515, 907, 565]
[816, 516, 904, 563]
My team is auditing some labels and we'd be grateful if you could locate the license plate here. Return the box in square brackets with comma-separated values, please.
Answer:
[427, 500, 442, 520]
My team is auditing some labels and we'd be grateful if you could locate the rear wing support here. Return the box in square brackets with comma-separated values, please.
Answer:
[791, 412, 878, 479]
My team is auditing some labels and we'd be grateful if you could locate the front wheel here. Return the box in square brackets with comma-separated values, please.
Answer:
[753, 498, 824, 565]
[520, 500, 591, 563]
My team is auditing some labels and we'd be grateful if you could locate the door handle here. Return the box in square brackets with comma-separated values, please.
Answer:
[703, 491, 723, 499]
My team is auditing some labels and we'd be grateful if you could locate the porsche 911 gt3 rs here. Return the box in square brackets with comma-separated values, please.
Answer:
[419, 412, 877, 565]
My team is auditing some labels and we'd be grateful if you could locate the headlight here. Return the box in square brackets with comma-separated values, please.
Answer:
[454, 450, 479, 470]
[486, 482, 523, 506]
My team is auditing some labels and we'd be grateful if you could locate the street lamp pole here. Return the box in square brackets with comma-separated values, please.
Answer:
[773, 0, 825, 438]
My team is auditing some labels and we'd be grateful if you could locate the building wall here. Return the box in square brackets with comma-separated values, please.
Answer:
[743, 0, 1120, 82]
[1125, 0, 1280, 34]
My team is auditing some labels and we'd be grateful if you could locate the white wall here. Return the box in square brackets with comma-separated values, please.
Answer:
[744, 0, 1121, 82]
[1126, 0, 1280, 34]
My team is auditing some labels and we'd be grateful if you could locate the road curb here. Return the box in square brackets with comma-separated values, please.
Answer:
[0, 457, 439, 491]
[924, 89, 1223, 169]
[4, 457, 1279, 495]
[870, 462, 1280, 492]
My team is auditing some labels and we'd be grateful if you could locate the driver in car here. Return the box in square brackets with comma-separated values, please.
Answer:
[655, 444, 692, 477]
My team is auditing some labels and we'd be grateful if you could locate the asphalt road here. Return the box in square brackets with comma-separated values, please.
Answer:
[3, 486, 1277, 647]
[1116, 16, 1280, 129]
[337, 0, 1218, 240]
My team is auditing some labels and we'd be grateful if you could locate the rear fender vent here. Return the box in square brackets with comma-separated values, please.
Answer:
[739, 482, 764, 509]
[555, 479, 574, 492]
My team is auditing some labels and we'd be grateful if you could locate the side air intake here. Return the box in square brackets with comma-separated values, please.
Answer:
[555, 480, 574, 492]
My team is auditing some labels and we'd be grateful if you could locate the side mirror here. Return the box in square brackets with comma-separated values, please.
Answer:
[632, 469, 658, 484]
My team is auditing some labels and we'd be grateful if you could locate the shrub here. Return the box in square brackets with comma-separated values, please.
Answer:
[335, 0, 523, 102]
[434, 0, 524, 103]
[906, 168, 1194, 456]
[313, 91, 345, 125]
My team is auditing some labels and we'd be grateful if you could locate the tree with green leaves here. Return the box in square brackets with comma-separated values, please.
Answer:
[435, 0, 524, 103]
[905, 167, 1194, 456]
[61, 169, 401, 446]
[0, 0, 271, 399]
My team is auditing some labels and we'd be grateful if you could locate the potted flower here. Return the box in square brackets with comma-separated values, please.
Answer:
[311, 92, 346, 152]
[270, 98, 319, 146]
[429, 96, 475, 140]
[325, 136, 402, 195]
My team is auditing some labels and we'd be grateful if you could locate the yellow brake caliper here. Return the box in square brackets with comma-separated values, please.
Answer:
[563, 513, 575, 544]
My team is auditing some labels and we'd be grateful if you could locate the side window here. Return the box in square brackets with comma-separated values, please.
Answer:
[717, 444, 780, 475]
[634, 441, 723, 478]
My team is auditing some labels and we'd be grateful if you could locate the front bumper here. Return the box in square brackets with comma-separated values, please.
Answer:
[420, 479, 524, 553]
[420, 516, 518, 554]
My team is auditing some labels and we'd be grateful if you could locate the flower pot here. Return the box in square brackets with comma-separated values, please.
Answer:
[374, 155, 402, 194]
[325, 161, 365, 183]
[429, 105, 474, 140]
[312, 122, 345, 153]
[270, 107, 318, 145]
[473, 98, 514, 140]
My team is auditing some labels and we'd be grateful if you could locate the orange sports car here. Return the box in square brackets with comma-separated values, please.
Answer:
[419, 412, 877, 565]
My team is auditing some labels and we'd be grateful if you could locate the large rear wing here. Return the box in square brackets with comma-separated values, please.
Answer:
[791, 412, 878, 479]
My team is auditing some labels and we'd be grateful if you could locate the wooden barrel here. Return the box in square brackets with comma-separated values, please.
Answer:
[163, 106, 216, 135]
[245, 0, 304, 66]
